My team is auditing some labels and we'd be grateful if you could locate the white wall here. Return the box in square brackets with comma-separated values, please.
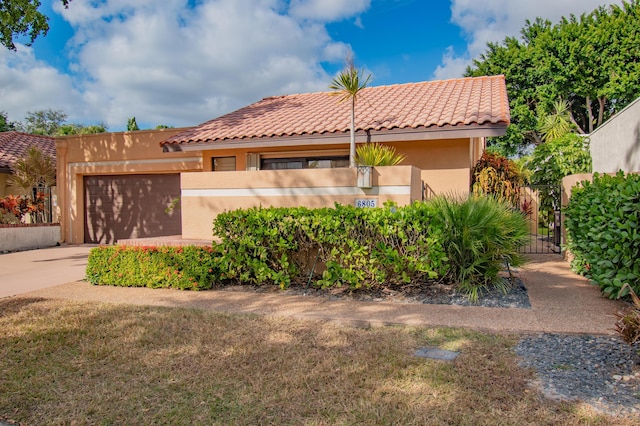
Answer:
[590, 97, 640, 173]
[0, 225, 61, 252]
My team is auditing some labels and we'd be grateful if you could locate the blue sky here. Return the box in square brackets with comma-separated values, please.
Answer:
[0, 0, 622, 131]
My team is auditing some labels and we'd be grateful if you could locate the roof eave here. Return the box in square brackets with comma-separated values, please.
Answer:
[171, 123, 508, 152]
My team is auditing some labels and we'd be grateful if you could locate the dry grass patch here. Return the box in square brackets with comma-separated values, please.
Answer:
[0, 298, 632, 425]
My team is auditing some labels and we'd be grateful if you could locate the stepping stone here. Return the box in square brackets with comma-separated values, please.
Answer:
[414, 347, 460, 361]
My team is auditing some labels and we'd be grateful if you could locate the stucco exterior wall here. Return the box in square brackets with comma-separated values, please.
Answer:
[56, 129, 202, 244]
[181, 166, 422, 240]
[200, 138, 476, 197]
[590, 97, 640, 173]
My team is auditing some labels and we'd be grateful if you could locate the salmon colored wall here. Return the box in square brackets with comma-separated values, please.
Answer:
[180, 166, 422, 240]
[390, 139, 475, 196]
[56, 129, 202, 244]
[201, 144, 350, 171]
[200, 138, 478, 196]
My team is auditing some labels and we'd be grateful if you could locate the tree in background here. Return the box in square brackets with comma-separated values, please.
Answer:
[56, 123, 108, 135]
[527, 133, 592, 216]
[10, 109, 107, 136]
[0, 0, 72, 50]
[467, 0, 640, 156]
[0, 111, 17, 132]
[127, 117, 140, 131]
[329, 59, 371, 168]
[18, 108, 67, 135]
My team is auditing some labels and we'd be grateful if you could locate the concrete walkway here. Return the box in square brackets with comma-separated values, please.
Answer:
[4, 248, 627, 336]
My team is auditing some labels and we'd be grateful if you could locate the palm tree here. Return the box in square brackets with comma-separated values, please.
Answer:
[538, 99, 576, 143]
[7, 146, 56, 195]
[329, 61, 371, 168]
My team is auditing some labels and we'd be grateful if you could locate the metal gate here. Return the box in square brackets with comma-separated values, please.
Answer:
[519, 185, 562, 254]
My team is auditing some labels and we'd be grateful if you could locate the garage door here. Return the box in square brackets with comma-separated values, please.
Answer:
[84, 174, 182, 244]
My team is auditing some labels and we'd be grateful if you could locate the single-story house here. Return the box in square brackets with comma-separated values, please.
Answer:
[56, 74, 510, 244]
[0, 131, 56, 197]
[589, 95, 640, 173]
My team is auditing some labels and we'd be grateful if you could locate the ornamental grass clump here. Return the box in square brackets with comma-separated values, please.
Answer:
[355, 143, 406, 166]
[615, 284, 640, 347]
[427, 195, 529, 302]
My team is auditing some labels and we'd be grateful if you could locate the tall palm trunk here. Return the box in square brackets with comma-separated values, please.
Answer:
[350, 96, 356, 168]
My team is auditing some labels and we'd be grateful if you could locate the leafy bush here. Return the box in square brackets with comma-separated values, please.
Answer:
[86, 199, 530, 300]
[212, 203, 446, 291]
[86, 245, 220, 290]
[213, 198, 528, 299]
[428, 195, 529, 301]
[565, 172, 640, 298]
[471, 151, 524, 207]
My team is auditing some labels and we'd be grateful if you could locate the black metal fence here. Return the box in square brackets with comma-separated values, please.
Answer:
[519, 185, 562, 254]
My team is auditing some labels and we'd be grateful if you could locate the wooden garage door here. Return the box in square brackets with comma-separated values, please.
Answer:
[84, 174, 182, 244]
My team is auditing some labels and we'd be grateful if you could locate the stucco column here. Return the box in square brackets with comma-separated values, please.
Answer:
[55, 140, 68, 243]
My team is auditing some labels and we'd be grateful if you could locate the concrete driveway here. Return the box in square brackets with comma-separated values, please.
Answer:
[0, 245, 94, 298]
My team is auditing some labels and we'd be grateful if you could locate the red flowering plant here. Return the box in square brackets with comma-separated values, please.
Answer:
[0, 193, 49, 224]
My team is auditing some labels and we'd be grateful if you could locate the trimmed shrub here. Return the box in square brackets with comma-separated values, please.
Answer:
[86, 198, 530, 300]
[428, 195, 529, 301]
[565, 172, 640, 298]
[212, 203, 447, 291]
[86, 245, 220, 290]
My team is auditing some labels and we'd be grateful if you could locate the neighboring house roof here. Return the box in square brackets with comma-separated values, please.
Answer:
[163, 75, 510, 150]
[0, 132, 56, 174]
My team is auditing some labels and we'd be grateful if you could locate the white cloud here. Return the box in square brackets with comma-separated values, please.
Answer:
[6, 0, 366, 130]
[432, 46, 469, 80]
[289, 0, 370, 21]
[434, 0, 625, 79]
[0, 46, 88, 124]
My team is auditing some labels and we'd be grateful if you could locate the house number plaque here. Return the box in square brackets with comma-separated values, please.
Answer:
[355, 198, 378, 208]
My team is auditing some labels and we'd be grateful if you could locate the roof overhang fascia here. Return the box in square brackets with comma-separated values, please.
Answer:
[170, 123, 508, 152]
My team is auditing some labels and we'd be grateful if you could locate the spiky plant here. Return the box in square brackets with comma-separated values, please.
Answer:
[355, 143, 405, 166]
[615, 284, 640, 346]
[428, 195, 529, 302]
[538, 99, 576, 143]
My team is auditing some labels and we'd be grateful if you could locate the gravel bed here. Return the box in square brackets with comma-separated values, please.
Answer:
[516, 334, 640, 417]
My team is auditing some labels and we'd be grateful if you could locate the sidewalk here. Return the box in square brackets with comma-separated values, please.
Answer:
[17, 254, 627, 335]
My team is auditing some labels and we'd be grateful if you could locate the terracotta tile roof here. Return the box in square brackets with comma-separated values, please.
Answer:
[163, 75, 509, 146]
[0, 132, 56, 173]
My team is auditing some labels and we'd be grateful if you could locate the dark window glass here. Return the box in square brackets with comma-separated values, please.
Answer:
[261, 156, 348, 170]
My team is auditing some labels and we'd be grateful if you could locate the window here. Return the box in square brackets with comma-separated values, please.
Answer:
[212, 157, 236, 171]
[261, 156, 349, 170]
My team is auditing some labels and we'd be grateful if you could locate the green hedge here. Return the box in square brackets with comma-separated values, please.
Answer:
[212, 202, 446, 290]
[86, 245, 220, 290]
[565, 172, 640, 298]
[85, 197, 529, 300]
